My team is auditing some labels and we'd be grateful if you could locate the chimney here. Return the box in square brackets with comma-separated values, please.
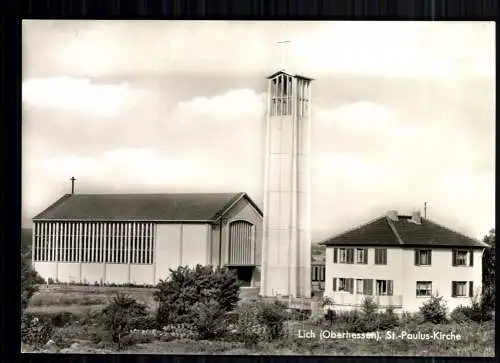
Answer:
[387, 210, 399, 221]
[410, 210, 422, 225]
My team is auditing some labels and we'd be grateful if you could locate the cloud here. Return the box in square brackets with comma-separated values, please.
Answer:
[22, 21, 495, 78]
[23, 77, 137, 117]
[172, 89, 266, 124]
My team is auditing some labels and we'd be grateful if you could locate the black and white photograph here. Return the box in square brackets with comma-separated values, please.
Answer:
[21, 20, 495, 355]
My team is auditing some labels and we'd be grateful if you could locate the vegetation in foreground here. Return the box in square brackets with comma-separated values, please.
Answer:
[22, 264, 494, 356]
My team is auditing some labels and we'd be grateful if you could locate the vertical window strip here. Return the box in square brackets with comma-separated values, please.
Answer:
[49, 223, 54, 262]
[109, 223, 114, 263]
[67, 223, 71, 262]
[130, 223, 135, 264]
[122, 222, 126, 263]
[39, 223, 44, 261]
[145, 224, 149, 264]
[71, 222, 76, 262]
[126, 223, 131, 264]
[139, 223, 144, 264]
[85, 222, 89, 263]
[103, 223, 108, 263]
[58, 222, 63, 262]
[150, 223, 154, 264]
[33, 223, 38, 261]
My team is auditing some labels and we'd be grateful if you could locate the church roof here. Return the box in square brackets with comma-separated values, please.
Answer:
[33, 192, 263, 222]
[319, 213, 488, 249]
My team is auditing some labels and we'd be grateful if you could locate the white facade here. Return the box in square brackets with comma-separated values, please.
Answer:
[33, 196, 263, 286]
[261, 72, 312, 298]
[324, 246, 484, 313]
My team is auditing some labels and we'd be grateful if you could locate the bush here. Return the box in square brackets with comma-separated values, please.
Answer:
[233, 301, 266, 347]
[378, 308, 400, 330]
[324, 309, 337, 325]
[419, 294, 448, 324]
[154, 265, 240, 327]
[21, 255, 45, 310]
[189, 298, 227, 339]
[257, 300, 288, 340]
[451, 302, 492, 323]
[21, 312, 54, 347]
[356, 297, 379, 332]
[101, 293, 152, 346]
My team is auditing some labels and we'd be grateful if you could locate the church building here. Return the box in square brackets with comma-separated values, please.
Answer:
[31, 192, 263, 286]
[31, 67, 315, 298]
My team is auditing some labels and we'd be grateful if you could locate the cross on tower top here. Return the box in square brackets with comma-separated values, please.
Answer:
[277, 40, 291, 72]
[70, 176, 76, 195]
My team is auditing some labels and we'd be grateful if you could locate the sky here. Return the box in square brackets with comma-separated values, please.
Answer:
[22, 21, 495, 241]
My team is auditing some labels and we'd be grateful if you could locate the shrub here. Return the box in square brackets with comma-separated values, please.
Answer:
[419, 294, 448, 324]
[451, 302, 492, 323]
[154, 265, 240, 327]
[48, 311, 78, 327]
[21, 255, 45, 310]
[189, 298, 227, 339]
[356, 297, 379, 332]
[21, 312, 54, 347]
[101, 293, 151, 346]
[233, 301, 266, 347]
[377, 307, 400, 330]
[324, 309, 337, 325]
[257, 300, 288, 340]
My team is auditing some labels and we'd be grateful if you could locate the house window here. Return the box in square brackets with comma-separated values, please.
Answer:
[356, 279, 363, 294]
[415, 249, 432, 266]
[335, 248, 354, 264]
[376, 280, 393, 296]
[356, 248, 367, 264]
[374, 248, 387, 265]
[452, 281, 468, 297]
[339, 248, 347, 263]
[338, 278, 348, 291]
[452, 249, 473, 267]
[416, 281, 432, 297]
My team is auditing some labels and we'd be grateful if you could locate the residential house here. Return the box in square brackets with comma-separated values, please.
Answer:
[320, 210, 488, 313]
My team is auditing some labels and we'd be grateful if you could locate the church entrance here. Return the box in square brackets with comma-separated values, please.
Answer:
[228, 266, 254, 287]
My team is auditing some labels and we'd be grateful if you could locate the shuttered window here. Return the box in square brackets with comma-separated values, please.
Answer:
[452, 249, 474, 267]
[336, 248, 355, 264]
[356, 248, 368, 264]
[451, 281, 468, 297]
[374, 249, 387, 265]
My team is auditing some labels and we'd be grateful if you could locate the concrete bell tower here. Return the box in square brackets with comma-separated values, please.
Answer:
[260, 70, 313, 298]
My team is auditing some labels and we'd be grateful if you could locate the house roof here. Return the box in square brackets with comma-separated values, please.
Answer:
[319, 214, 488, 249]
[33, 192, 263, 222]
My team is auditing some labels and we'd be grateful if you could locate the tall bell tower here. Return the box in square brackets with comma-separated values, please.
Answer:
[260, 70, 313, 298]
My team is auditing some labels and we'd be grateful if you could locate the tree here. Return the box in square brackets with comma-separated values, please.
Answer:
[21, 253, 45, 310]
[482, 228, 495, 309]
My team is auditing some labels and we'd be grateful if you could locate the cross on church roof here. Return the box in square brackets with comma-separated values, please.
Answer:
[277, 40, 291, 72]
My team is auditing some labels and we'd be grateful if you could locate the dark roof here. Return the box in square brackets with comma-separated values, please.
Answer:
[33, 192, 263, 222]
[266, 70, 314, 81]
[319, 215, 488, 249]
